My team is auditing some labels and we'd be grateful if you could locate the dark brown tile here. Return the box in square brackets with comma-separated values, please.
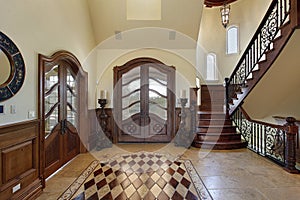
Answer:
[185, 190, 198, 200]
[177, 167, 185, 176]
[104, 168, 113, 176]
[93, 168, 103, 176]
[114, 192, 127, 200]
[172, 191, 183, 200]
[110, 160, 118, 167]
[109, 178, 118, 190]
[166, 167, 175, 176]
[138, 160, 145, 166]
[128, 160, 136, 166]
[174, 161, 181, 166]
[157, 160, 164, 166]
[169, 177, 179, 189]
[115, 170, 122, 176]
[84, 179, 95, 190]
[100, 192, 113, 200]
[87, 192, 98, 200]
[96, 179, 107, 190]
[147, 160, 154, 166]
[181, 177, 191, 188]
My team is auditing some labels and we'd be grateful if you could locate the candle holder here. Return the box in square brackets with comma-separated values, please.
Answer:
[96, 98, 112, 150]
[98, 99, 108, 131]
[175, 98, 192, 148]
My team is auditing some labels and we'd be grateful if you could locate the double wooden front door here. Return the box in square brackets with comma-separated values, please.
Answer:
[114, 58, 175, 143]
[39, 52, 82, 179]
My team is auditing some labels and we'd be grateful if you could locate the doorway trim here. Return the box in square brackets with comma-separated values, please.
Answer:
[38, 50, 88, 187]
[113, 57, 175, 143]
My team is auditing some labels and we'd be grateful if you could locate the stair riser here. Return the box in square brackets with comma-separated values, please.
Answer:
[199, 104, 224, 112]
[198, 120, 232, 126]
[192, 142, 247, 150]
[196, 134, 242, 142]
[198, 114, 227, 119]
[197, 127, 237, 133]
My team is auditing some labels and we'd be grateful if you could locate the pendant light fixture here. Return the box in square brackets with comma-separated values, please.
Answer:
[220, 2, 230, 28]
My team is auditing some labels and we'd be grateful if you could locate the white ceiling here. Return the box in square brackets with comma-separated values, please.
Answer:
[86, 0, 204, 48]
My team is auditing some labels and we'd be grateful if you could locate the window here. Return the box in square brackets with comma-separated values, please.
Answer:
[206, 53, 218, 81]
[226, 25, 239, 54]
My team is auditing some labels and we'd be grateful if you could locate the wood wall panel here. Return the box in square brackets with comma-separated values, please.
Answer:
[2, 141, 33, 183]
[0, 120, 42, 200]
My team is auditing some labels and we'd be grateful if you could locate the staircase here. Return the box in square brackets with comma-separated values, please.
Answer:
[226, 0, 296, 115]
[192, 85, 247, 150]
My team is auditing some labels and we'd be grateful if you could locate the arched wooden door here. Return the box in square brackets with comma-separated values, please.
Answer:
[38, 51, 87, 182]
[114, 58, 175, 143]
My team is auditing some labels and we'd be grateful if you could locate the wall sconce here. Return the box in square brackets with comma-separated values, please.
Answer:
[220, 3, 230, 28]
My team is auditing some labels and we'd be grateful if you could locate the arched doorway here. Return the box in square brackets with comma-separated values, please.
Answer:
[38, 51, 88, 184]
[113, 57, 175, 143]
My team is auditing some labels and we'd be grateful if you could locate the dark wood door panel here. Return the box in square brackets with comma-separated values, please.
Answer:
[39, 51, 83, 181]
[114, 58, 175, 143]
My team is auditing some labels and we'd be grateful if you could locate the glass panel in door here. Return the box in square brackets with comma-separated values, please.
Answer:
[66, 69, 77, 127]
[121, 67, 142, 138]
[44, 65, 59, 138]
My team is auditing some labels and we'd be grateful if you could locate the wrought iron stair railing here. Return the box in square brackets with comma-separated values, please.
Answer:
[225, 0, 292, 115]
[233, 107, 298, 173]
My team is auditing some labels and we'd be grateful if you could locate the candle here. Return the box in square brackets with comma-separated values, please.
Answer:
[100, 90, 107, 99]
[180, 89, 186, 98]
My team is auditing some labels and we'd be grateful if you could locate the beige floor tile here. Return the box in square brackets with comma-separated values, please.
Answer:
[36, 144, 300, 200]
[209, 188, 269, 200]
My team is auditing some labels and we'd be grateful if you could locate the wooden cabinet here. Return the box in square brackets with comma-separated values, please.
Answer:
[0, 120, 42, 199]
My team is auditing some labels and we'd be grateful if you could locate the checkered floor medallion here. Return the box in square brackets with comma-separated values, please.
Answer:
[59, 152, 211, 200]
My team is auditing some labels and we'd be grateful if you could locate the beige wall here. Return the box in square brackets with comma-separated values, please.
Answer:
[0, 0, 96, 125]
[198, 0, 272, 82]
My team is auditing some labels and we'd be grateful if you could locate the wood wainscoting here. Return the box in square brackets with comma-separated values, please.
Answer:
[0, 120, 42, 199]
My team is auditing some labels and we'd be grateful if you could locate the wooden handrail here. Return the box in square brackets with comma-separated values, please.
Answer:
[273, 115, 300, 123]
[228, 0, 279, 82]
[240, 107, 284, 129]
[226, 0, 292, 115]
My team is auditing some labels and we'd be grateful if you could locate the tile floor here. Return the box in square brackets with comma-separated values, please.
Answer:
[37, 143, 300, 200]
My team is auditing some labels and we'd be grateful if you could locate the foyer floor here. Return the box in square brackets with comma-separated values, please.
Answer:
[37, 143, 300, 200]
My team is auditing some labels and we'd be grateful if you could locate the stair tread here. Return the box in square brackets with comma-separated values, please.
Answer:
[194, 140, 246, 145]
[200, 119, 232, 121]
[198, 125, 236, 128]
[198, 111, 226, 114]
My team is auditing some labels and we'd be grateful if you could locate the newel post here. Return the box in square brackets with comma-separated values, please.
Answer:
[284, 117, 299, 173]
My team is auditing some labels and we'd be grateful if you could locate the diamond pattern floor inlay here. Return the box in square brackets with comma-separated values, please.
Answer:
[59, 152, 211, 200]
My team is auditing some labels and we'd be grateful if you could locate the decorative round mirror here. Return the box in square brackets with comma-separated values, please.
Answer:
[0, 31, 25, 102]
